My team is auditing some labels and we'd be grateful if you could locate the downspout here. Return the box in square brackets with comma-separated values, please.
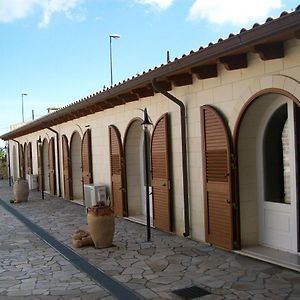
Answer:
[12, 139, 20, 145]
[151, 79, 190, 237]
[47, 127, 62, 197]
[7, 142, 11, 186]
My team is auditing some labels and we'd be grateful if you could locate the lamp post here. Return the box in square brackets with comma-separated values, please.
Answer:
[141, 108, 152, 242]
[109, 34, 120, 86]
[21, 93, 28, 122]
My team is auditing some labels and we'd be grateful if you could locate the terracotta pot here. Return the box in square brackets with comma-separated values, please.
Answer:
[13, 178, 29, 203]
[87, 206, 115, 249]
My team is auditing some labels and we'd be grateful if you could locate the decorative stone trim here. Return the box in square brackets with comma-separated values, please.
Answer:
[229, 75, 300, 131]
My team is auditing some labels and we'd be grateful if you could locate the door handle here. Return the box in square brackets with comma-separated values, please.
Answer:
[226, 199, 231, 204]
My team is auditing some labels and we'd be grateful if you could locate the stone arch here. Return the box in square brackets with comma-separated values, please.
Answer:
[230, 75, 300, 133]
[232, 75, 300, 253]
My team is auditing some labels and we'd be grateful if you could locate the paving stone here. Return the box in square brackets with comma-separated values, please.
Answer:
[1, 180, 300, 300]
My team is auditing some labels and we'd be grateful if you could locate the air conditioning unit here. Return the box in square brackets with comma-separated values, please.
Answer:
[84, 184, 107, 208]
[27, 174, 38, 190]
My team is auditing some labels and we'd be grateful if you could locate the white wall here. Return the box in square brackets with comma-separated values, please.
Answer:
[7, 38, 300, 242]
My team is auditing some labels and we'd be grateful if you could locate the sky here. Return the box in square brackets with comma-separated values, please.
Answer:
[0, 0, 299, 145]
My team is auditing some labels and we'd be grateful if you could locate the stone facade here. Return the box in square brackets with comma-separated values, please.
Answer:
[3, 11, 300, 258]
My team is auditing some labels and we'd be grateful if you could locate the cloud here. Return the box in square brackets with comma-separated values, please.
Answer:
[135, 0, 174, 10]
[188, 0, 282, 25]
[0, 0, 84, 27]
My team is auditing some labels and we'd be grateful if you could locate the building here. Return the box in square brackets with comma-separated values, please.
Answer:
[1, 6, 300, 269]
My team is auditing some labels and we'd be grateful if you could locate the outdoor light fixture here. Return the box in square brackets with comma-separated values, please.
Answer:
[109, 34, 121, 86]
[21, 93, 28, 123]
[141, 108, 152, 242]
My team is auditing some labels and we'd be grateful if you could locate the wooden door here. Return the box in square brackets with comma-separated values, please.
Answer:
[27, 142, 33, 175]
[201, 105, 234, 250]
[151, 113, 172, 232]
[62, 135, 72, 200]
[49, 138, 56, 195]
[82, 129, 93, 201]
[109, 125, 125, 216]
[19, 144, 25, 179]
[37, 142, 43, 192]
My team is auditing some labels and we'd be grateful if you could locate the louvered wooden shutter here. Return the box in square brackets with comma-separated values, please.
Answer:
[201, 105, 234, 250]
[62, 135, 72, 200]
[151, 113, 172, 232]
[27, 142, 33, 175]
[19, 144, 25, 179]
[37, 142, 43, 192]
[109, 125, 125, 216]
[82, 129, 93, 185]
[49, 138, 56, 195]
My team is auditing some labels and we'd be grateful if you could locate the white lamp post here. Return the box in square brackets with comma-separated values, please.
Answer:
[21, 93, 28, 122]
[109, 34, 121, 86]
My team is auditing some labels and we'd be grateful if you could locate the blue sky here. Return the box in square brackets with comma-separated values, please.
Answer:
[0, 0, 298, 143]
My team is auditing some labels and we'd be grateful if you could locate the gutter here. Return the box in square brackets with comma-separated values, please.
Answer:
[152, 79, 190, 237]
[1, 9, 299, 141]
[47, 127, 62, 197]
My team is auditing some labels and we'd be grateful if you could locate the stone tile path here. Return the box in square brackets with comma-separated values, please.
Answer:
[0, 200, 113, 299]
[1, 180, 300, 299]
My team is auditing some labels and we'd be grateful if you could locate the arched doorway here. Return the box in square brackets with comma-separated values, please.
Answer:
[42, 139, 50, 193]
[124, 119, 152, 224]
[237, 93, 299, 253]
[12, 145, 18, 181]
[62, 135, 71, 200]
[70, 131, 83, 202]
[49, 137, 56, 195]
[24, 143, 28, 177]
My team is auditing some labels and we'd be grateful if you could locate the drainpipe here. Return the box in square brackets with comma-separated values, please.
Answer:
[47, 127, 62, 197]
[151, 79, 190, 237]
[7, 142, 11, 186]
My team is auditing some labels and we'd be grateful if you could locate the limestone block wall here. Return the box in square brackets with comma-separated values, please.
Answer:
[7, 38, 300, 243]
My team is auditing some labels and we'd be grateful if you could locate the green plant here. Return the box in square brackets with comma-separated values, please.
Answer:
[0, 148, 6, 160]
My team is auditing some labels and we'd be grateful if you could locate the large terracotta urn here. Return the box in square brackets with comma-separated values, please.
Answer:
[87, 204, 115, 249]
[13, 178, 29, 203]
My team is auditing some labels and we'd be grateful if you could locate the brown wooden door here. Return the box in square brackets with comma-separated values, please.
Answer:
[27, 142, 33, 175]
[37, 142, 43, 192]
[19, 144, 25, 179]
[82, 129, 93, 198]
[151, 113, 172, 232]
[62, 135, 72, 200]
[201, 105, 234, 250]
[109, 125, 125, 216]
[49, 138, 56, 195]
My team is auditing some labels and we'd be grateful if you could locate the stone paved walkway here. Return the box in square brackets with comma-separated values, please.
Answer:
[0, 199, 113, 299]
[1, 180, 300, 299]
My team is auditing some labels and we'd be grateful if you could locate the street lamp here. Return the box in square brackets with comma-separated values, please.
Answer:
[109, 34, 120, 86]
[21, 93, 28, 122]
[141, 108, 152, 242]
